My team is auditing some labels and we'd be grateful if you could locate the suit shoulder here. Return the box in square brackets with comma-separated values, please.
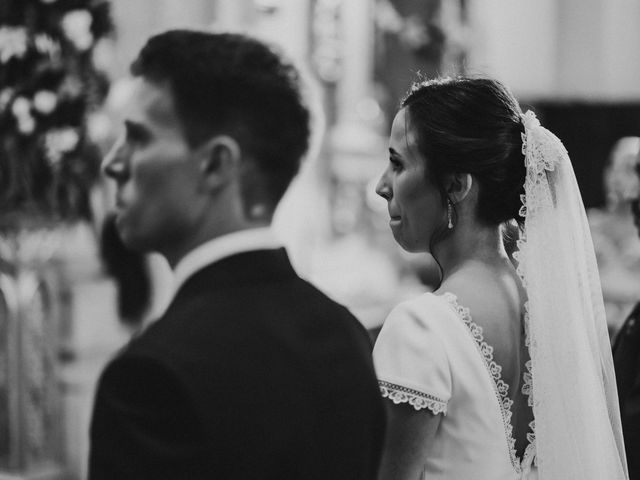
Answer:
[296, 278, 370, 327]
[291, 278, 357, 316]
[98, 349, 188, 407]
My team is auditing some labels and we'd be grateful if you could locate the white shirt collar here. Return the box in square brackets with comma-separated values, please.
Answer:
[172, 227, 282, 295]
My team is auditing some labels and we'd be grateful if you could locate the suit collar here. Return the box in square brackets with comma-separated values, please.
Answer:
[172, 227, 282, 297]
[170, 247, 297, 305]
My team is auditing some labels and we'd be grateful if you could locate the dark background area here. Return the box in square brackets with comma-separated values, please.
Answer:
[533, 102, 640, 209]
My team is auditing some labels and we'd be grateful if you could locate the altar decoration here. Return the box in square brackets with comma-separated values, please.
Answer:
[0, 0, 112, 477]
[0, 0, 111, 220]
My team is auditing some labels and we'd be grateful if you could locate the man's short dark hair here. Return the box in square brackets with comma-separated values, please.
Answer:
[131, 30, 311, 212]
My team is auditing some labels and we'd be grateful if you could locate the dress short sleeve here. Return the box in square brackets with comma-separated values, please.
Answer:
[373, 296, 452, 415]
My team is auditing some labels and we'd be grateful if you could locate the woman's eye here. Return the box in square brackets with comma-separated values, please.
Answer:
[390, 158, 402, 172]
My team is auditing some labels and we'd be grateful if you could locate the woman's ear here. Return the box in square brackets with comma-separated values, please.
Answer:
[196, 135, 241, 192]
[445, 173, 473, 204]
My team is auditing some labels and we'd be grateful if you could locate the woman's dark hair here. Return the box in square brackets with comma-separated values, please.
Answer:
[402, 76, 526, 229]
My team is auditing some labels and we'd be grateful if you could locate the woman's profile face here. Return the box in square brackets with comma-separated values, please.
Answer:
[375, 108, 444, 252]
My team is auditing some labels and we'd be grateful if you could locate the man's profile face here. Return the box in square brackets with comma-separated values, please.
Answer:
[102, 78, 206, 255]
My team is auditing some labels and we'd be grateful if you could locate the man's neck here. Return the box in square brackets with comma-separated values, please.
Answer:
[163, 218, 270, 268]
[170, 226, 282, 296]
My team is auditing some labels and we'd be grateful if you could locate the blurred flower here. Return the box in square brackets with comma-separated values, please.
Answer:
[12, 96, 36, 134]
[18, 115, 36, 135]
[1, 0, 112, 219]
[44, 128, 80, 165]
[33, 90, 58, 114]
[0, 88, 14, 113]
[0, 27, 28, 63]
[59, 76, 83, 98]
[12, 96, 32, 118]
[62, 10, 94, 51]
[34, 34, 61, 58]
[91, 38, 114, 72]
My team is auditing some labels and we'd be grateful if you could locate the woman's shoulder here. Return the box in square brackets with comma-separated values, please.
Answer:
[374, 292, 455, 411]
[386, 291, 460, 330]
[374, 292, 465, 357]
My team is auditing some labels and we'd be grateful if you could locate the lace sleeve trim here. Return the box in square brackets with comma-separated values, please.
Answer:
[378, 380, 447, 415]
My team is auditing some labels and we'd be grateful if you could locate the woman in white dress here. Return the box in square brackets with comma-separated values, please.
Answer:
[373, 77, 628, 479]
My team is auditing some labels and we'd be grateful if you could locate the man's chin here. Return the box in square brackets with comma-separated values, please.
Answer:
[114, 220, 146, 252]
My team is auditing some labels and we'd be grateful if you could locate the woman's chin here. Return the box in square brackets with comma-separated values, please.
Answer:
[393, 236, 428, 254]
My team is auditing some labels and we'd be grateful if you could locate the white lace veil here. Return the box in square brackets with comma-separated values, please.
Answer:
[514, 111, 628, 479]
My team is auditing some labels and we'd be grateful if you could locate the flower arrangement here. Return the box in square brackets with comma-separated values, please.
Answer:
[0, 0, 112, 224]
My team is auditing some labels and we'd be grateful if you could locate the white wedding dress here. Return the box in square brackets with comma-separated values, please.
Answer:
[373, 291, 537, 480]
[373, 110, 628, 479]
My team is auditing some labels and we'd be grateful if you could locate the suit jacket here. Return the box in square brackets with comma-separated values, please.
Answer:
[89, 248, 385, 479]
[614, 302, 640, 479]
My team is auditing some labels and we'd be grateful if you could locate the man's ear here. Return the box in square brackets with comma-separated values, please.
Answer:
[445, 172, 473, 204]
[196, 135, 241, 192]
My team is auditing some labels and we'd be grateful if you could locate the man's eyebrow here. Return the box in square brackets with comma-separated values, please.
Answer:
[389, 147, 401, 157]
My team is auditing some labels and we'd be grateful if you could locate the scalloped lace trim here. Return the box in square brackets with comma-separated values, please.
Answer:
[441, 292, 536, 474]
[379, 380, 447, 415]
[520, 305, 537, 471]
[514, 159, 540, 470]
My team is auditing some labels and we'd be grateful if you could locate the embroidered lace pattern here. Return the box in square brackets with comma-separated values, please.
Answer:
[499, 109, 627, 478]
[510, 109, 564, 471]
[441, 292, 536, 474]
[520, 305, 536, 470]
[515, 111, 564, 235]
[379, 380, 448, 415]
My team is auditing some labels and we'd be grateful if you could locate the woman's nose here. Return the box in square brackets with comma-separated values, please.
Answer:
[375, 173, 391, 200]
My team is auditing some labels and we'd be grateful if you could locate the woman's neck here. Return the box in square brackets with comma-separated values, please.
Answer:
[433, 221, 510, 283]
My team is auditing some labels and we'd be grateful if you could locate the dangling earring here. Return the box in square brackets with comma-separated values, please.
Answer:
[447, 199, 454, 229]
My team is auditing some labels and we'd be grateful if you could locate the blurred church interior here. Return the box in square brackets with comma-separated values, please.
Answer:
[1, 0, 639, 478]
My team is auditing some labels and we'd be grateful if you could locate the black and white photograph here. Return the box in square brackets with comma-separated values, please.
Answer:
[0, 0, 639, 479]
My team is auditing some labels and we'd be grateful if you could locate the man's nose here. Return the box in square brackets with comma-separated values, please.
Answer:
[102, 138, 128, 180]
[375, 172, 391, 200]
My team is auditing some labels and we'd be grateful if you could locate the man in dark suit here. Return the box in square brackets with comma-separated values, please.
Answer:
[89, 30, 385, 479]
[614, 151, 640, 479]
[615, 303, 640, 479]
